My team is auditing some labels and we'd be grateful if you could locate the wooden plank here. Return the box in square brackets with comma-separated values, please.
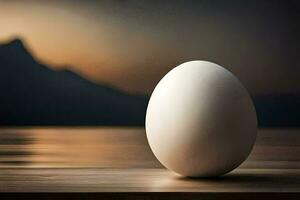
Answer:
[0, 127, 299, 197]
[0, 168, 299, 192]
[0, 193, 299, 200]
[0, 128, 299, 169]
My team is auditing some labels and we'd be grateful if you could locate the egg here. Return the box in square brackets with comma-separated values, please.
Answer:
[145, 60, 257, 177]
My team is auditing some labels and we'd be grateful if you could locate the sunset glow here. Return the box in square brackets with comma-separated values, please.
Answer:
[0, 0, 297, 95]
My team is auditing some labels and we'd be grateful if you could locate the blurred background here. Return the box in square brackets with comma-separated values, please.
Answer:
[0, 0, 299, 126]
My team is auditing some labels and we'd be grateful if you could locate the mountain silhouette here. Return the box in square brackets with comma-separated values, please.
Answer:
[0, 39, 299, 126]
[0, 39, 149, 125]
[253, 93, 300, 127]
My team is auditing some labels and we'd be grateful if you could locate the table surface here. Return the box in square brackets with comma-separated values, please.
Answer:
[0, 127, 299, 197]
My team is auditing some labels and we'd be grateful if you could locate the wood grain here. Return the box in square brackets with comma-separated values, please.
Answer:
[0, 168, 300, 192]
[0, 127, 299, 198]
[0, 127, 299, 169]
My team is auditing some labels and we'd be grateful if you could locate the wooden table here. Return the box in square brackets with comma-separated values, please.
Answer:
[0, 127, 299, 199]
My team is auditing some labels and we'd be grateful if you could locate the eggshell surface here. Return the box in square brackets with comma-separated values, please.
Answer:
[146, 60, 257, 177]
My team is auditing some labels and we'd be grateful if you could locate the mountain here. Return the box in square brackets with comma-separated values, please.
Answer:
[0, 39, 299, 126]
[0, 39, 149, 125]
[253, 93, 300, 127]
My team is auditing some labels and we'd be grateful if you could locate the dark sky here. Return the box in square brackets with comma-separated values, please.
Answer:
[0, 0, 299, 95]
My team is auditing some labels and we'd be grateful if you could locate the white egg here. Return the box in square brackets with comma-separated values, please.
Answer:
[146, 60, 257, 177]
